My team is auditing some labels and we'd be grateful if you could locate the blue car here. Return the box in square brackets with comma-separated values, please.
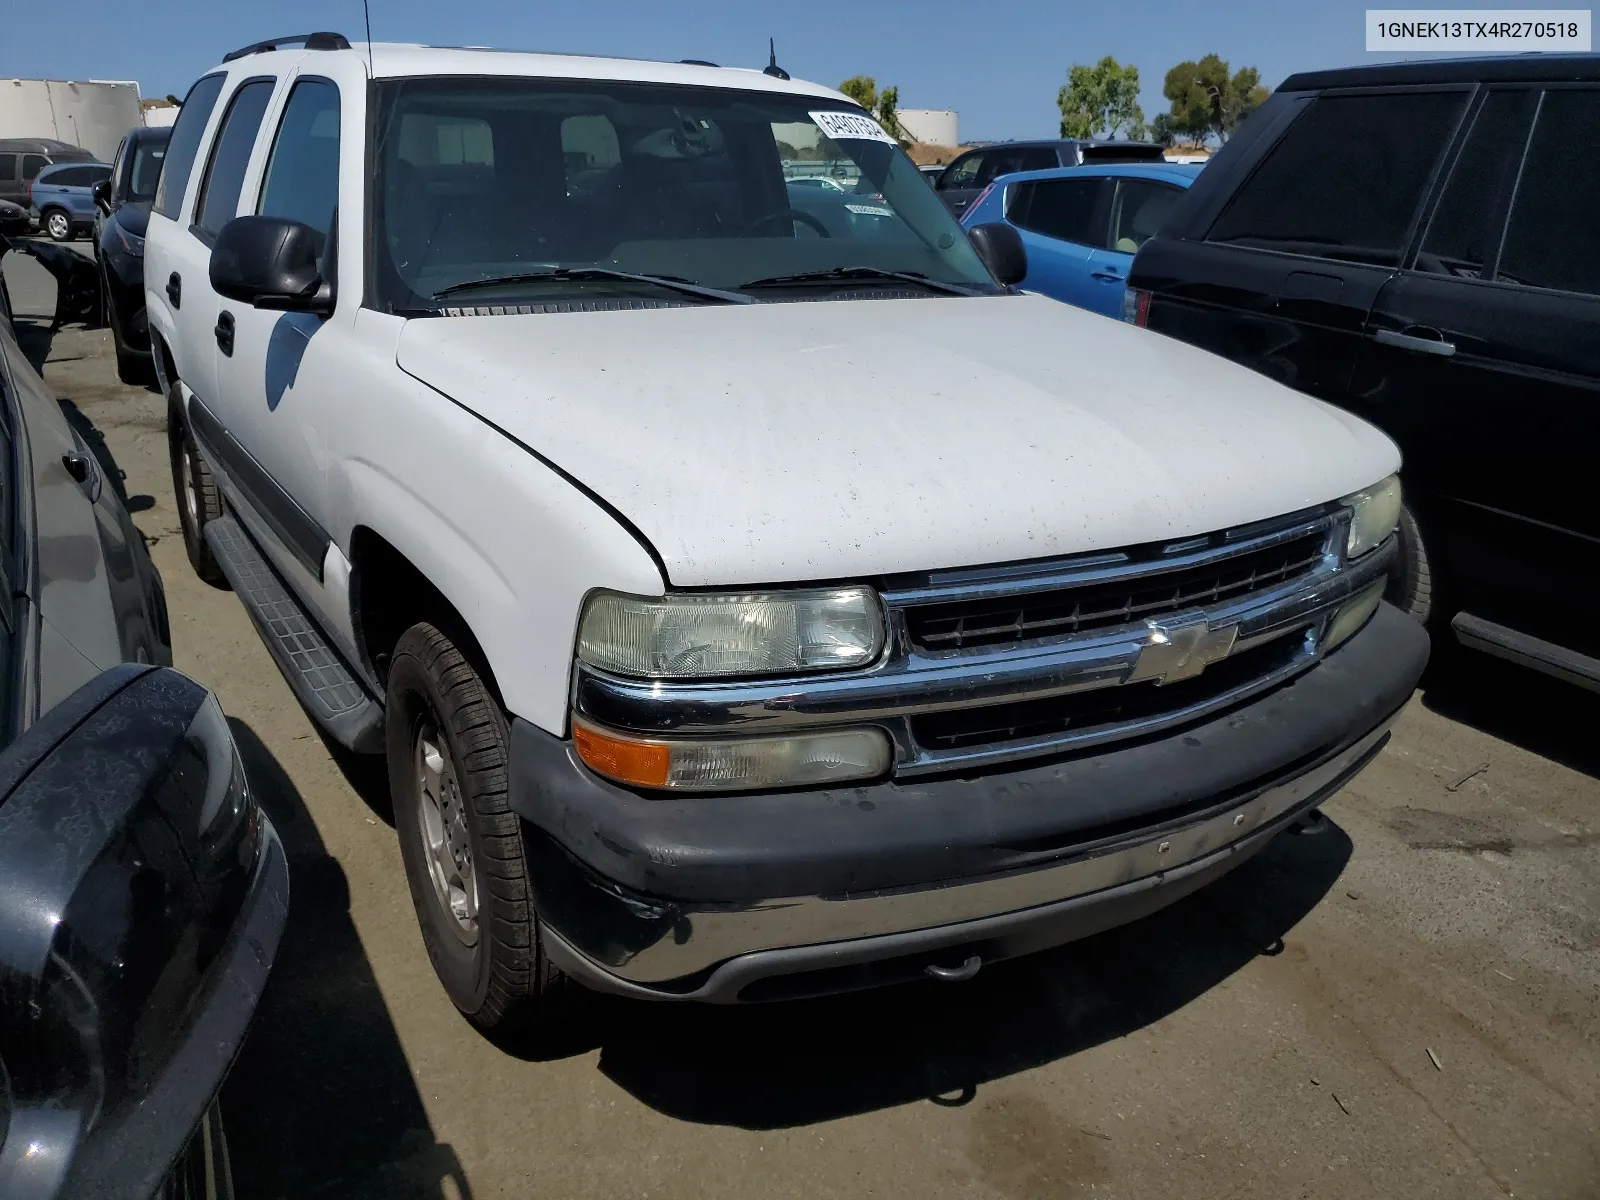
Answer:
[960, 162, 1201, 317]
[29, 158, 112, 241]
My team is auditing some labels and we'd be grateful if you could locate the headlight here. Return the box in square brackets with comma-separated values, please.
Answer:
[1340, 474, 1402, 559]
[573, 718, 891, 791]
[577, 587, 884, 679]
[116, 225, 145, 257]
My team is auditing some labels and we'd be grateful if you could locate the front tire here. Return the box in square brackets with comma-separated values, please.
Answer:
[387, 622, 571, 1033]
[167, 387, 228, 587]
[43, 208, 72, 241]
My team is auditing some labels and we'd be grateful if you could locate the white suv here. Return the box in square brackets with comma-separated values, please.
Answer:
[145, 33, 1427, 1028]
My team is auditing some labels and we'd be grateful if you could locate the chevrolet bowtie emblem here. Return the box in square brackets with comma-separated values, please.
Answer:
[1126, 614, 1239, 685]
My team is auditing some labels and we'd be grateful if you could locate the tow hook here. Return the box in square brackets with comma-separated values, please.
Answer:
[924, 954, 983, 983]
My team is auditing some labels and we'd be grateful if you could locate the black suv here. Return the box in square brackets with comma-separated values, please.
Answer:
[934, 138, 1165, 215]
[1127, 54, 1600, 692]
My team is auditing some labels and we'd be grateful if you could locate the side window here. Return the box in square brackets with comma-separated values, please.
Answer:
[155, 73, 227, 220]
[1020, 147, 1058, 172]
[1110, 179, 1183, 253]
[1497, 89, 1600, 298]
[1008, 177, 1104, 245]
[0, 154, 16, 182]
[87, 166, 112, 184]
[942, 152, 984, 189]
[977, 150, 1026, 186]
[21, 155, 47, 181]
[257, 79, 341, 246]
[1417, 90, 1537, 280]
[194, 79, 277, 238]
[108, 138, 127, 196]
[1206, 91, 1468, 266]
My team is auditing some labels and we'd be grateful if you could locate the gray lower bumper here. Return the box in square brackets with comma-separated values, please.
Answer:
[539, 714, 1395, 1003]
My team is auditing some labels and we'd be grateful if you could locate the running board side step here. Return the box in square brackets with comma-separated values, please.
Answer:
[1451, 612, 1600, 694]
[204, 515, 386, 751]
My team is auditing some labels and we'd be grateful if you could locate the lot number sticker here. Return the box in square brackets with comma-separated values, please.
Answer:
[811, 110, 896, 144]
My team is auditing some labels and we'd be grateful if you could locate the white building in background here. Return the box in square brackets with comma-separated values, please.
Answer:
[897, 108, 959, 147]
[141, 100, 180, 128]
[0, 78, 144, 160]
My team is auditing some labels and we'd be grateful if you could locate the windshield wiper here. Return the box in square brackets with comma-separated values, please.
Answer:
[433, 267, 754, 305]
[737, 266, 985, 297]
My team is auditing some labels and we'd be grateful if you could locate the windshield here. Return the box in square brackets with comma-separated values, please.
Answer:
[129, 139, 168, 200]
[369, 77, 998, 309]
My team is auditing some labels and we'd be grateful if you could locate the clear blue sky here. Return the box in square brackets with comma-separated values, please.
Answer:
[0, 0, 1490, 141]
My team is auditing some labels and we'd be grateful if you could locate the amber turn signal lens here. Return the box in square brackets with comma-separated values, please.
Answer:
[573, 719, 671, 788]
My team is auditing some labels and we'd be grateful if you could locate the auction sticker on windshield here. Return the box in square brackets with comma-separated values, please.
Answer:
[811, 110, 896, 143]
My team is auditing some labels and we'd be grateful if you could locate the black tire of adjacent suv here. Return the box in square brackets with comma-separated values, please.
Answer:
[386, 621, 572, 1033]
[1387, 502, 1435, 626]
[167, 387, 229, 587]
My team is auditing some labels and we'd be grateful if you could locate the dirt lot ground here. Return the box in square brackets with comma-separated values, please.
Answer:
[6, 246, 1598, 1200]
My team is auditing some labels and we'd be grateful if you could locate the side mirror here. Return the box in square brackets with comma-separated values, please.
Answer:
[0, 665, 286, 1194]
[968, 221, 1027, 288]
[210, 215, 333, 314]
[92, 178, 113, 214]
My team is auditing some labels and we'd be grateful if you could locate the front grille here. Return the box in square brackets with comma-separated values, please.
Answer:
[904, 529, 1327, 653]
[911, 634, 1304, 753]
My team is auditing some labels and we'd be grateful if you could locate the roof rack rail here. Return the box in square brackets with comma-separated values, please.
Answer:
[679, 59, 720, 67]
[222, 32, 351, 62]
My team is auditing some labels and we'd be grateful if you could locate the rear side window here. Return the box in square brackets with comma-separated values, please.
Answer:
[1110, 179, 1183, 253]
[1497, 89, 1600, 298]
[0, 154, 15, 182]
[1206, 91, 1467, 266]
[1418, 90, 1538, 279]
[1008, 177, 1104, 245]
[21, 155, 47, 181]
[195, 79, 276, 237]
[257, 79, 341, 245]
[155, 73, 227, 220]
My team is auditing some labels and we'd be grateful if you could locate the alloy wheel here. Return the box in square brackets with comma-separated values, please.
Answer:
[413, 720, 479, 944]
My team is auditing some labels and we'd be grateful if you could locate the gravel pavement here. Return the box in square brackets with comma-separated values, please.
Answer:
[8, 244, 1598, 1200]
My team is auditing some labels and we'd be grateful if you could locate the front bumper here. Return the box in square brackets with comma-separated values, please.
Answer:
[510, 603, 1428, 1002]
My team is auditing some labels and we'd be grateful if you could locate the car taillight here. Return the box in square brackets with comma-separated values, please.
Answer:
[1122, 286, 1151, 327]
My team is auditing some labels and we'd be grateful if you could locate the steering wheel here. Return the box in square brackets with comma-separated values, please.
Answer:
[748, 208, 831, 238]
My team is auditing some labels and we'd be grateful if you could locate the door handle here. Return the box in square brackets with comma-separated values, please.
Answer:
[166, 271, 181, 308]
[214, 311, 235, 357]
[924, 955, 983, 983]
[61, 450, 102, 503]
[1374, 327, 1456, 357]
[1091, 269, 1126, 282]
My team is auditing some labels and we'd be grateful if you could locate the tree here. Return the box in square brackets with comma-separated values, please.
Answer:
[1148, 112, 1177, 148]
[876, 85, 904, 141]
[837, 75, 908, 143]
[1056, 56, 1146, 141]
[839, 75, 878, 112]
[1161, 55, 1270, 143]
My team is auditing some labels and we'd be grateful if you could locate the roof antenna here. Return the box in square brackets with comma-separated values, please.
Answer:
[362, 0, 375, 75]
[763, 38, 790, 80]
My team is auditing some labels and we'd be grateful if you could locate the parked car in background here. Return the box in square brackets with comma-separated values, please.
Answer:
[934, 138, 1166, 216]
[30, 159, 113, 241]
[146, 36, 1424, 1031]
[0, 198, 29, 239]
[960, 162, 1198, 316]
[0, 246, 278, 1199]
[918, 162, 946, 184]
[1128, 54, 1600, 691]
[94, 127, 171, 383]
[0, 137, 96, 210]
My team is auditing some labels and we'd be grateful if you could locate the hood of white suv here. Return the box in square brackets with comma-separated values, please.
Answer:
[396, 294, 1399, 587]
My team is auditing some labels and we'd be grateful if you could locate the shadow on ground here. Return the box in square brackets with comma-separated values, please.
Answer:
[1419, 644, 1600, 779]
[500, 820, 1351, 1130]
[224, 721, 472, 1200]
